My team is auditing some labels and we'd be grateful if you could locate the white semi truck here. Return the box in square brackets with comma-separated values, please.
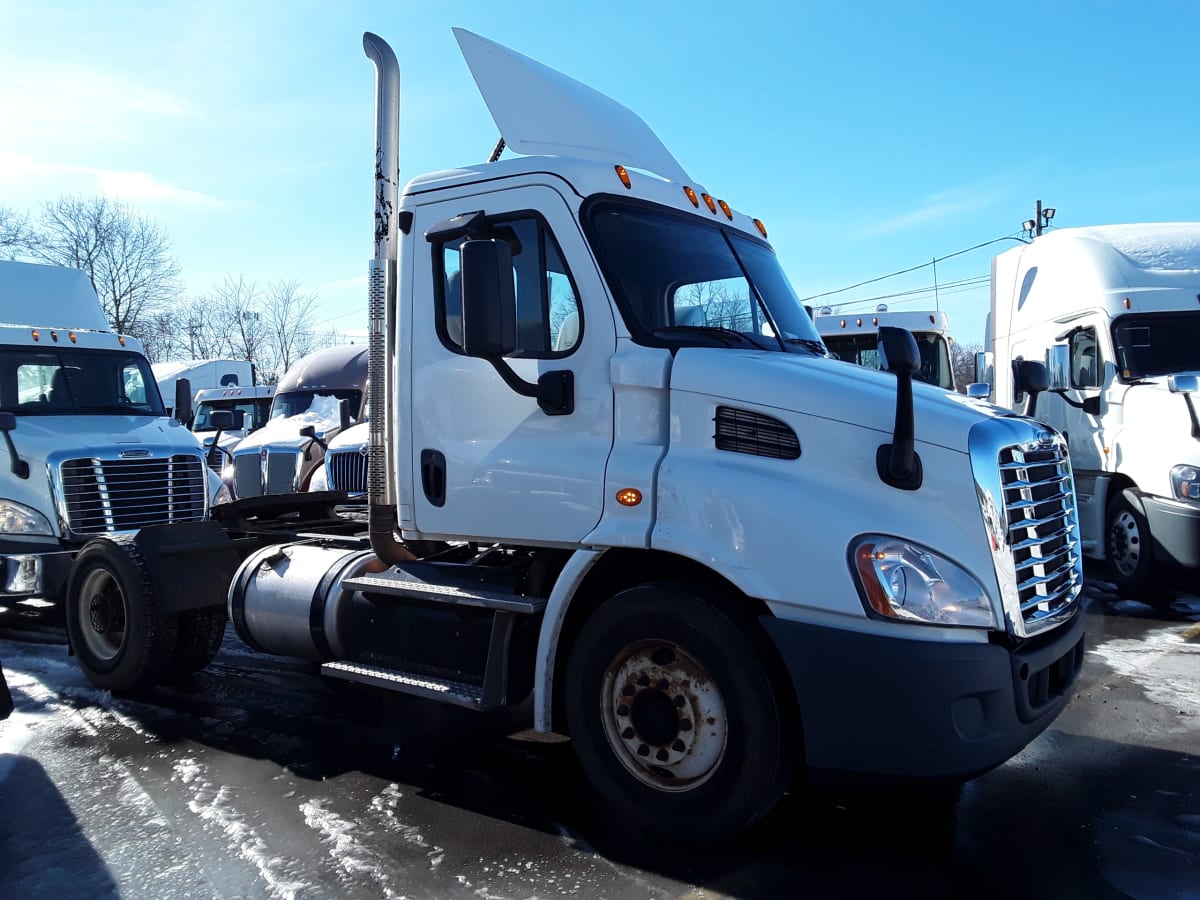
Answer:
[0, 260, 225, 638]
[980, 223, 1200, 598]
[192, 384, 276, 471]
[152, 358, 255, 423]
[51, 30, 1087, 840]
[817, 307, 956, 390]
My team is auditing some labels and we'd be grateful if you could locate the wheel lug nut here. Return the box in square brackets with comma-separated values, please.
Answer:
[637, 675, 650, 687]
[656, 749, 669, 762]
[622, 727, 635, 740]
[657, 678, 669, 691]
[672, 739, 686, 751]
[673, 695, 686, 707]
[622, 684, 636, 697]
[637, 744, 650, 756]
[679, 719, 692, 731]
[617, 705, 630, 717]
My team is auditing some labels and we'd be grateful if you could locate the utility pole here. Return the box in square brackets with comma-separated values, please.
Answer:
[1023, 200, 1056, 238]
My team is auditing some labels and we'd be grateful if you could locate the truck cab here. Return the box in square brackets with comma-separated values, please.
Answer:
[983, 224, 1200, 596]
[192, 384, 276, 471]
[817, 307, 956, 390]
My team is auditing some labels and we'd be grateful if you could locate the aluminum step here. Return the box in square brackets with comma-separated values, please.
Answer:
[341, 572, 546, 614]
[321, 660, 487, 709]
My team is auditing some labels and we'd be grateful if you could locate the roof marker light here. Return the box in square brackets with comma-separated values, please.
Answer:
[856, 318, 862, 327]
[872, 317, 878, 326]
[683, 186, 699, 207]
[718, 199, 733, 220]
[68, 332, 76, 343]
[615, 165, 632, 189]
[753, 218, 768, 238]
[840, 319, 846, 328]
[31, 330, 39, 341]
[118, 336, 126, 346]
[1123, 297, 1131, 309]
[50, 331, 59, 342]
[700, 193, 717, 214]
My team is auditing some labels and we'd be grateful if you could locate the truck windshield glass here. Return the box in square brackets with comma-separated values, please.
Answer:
[824, 332, 953, 389]
[271, 390, 362, 421]
[587, 201, 826, 352]
[1111, 312, 1200, 380]
[194, 398, 271, 432]
[0, 348, 163, 416]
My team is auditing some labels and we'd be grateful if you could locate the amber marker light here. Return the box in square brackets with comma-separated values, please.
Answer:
[50, 331, 59, 342]
[683, 186, 700, 207]
[118, 336, 126, 346]
[700, 193, 717, 214]
[753, 218, 768, 238]
[1123, 297, 1132, 309]
[30, 329, 40, 341]
[68, 332, 77, 343]
[614, 165, 632, 189]
[854, 544, 896, 619]
[718, 199, 733, 220]
[616, 488, 643, 507]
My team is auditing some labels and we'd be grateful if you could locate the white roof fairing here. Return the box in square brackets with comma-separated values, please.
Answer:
[452, 28, 693, 185]
[1045, 223, 1200, 272]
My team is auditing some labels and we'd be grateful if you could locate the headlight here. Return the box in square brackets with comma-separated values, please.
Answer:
[307, 464, 328, 492]
[1170, 465, 1200, 501]
[213, 484, 233, 506]
[0, 500, 55, 536]
[851, 535, 996, 628]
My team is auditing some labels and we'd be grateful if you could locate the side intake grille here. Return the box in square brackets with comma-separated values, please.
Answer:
[714, 406, 800, 460]
[205, 444, 224, 472]
[999, 443, 1080, 628]
[327, 448, 368, 493]
[60, 455, 206, 534]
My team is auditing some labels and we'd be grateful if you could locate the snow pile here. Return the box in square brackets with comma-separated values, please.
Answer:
[1069, 223, 1200, 272]
[256, 394, 343, 443]
[1088, 625, 1200, 713]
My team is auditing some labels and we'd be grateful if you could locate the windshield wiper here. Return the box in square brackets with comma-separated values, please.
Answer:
[651, 325, 768, 348]
[783, 337, 830, 356]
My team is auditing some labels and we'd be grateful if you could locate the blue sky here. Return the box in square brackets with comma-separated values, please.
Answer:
[2, 1, 1198, 347]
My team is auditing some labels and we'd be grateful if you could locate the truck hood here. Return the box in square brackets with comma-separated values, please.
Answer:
[670, 349, 997, 452]
[8, 416, 203, 470]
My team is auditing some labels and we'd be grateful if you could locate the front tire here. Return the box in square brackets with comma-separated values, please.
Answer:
[564, 583, 789, 841]
[65, 536, 178, 692]
[1105, 489, 1162, 599]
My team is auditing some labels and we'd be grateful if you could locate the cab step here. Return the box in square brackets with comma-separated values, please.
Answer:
[321, 660, 488, 709]
[341, 561, 547, 614]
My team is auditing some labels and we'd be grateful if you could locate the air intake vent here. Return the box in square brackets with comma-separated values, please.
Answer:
[713, 406, 800, 460]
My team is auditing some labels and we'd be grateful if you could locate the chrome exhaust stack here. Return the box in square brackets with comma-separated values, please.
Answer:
[362, 33, 412, 565]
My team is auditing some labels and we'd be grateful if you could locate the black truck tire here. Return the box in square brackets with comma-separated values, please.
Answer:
[1105, 489, 1164, 600]
[564, 582, 789, 842]
[65, 536, 178, 692]
[161, 606, 227, 682]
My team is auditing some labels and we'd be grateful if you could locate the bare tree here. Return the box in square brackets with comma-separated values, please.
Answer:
[209, 275, 266, 372]
[33, 195, 180, 338]
[262, 279, 321, 378]
[951, 340, 983, 393]
[0, 206, 39, 260]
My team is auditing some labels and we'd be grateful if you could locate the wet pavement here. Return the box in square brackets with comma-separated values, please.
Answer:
[0, 568, 1197, 900]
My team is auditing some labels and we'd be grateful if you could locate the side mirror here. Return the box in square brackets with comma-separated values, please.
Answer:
[174, 377, 193, 426]
[878, 326, 920, 376]
[1046, 345, 1071, 392]
[338, 398, 351, 432]
[0, 412, 14, 432]
[460, 238, 517, 358]
[1169, 374, 1199, 394]
[1014, 360, 1049, 417]
[875, 326, 922, 490]
[974, 351, 994, 387]
[210, 410, 236, 431]
[0, 411, 27, 478]
[966, 383, 990, 399]
[299, 424, 317, 439]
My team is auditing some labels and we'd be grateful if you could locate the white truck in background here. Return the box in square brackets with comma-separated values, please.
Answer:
[51, 29, 1087, 840]
[192, 384, 276, 471]
[228, 345, 367, 497]
[152, 358, 255, 423]
[0, 260, 225, 627]
[980, 223, 1200, 598]
[817, 307, 957, 390]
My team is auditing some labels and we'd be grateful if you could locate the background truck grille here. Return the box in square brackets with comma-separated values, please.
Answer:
[999, 443, 1080, 629]
[326, 448, 367, 493]
[233, 454, 261, 498]
[233, 450, 301, 498]
[59, 454, 206, 534]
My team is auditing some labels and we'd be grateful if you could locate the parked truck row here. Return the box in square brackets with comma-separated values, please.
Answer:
[1, 29, 1088, 840]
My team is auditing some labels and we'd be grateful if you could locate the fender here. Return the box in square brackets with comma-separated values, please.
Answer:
[532, 548, 603, 732]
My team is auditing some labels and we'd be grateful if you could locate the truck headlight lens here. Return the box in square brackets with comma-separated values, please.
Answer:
[852, 536, 996, 628]
[0, 500, 54, 536]
[307, 464, 328, 492]
[1170, 465, 1200, 501]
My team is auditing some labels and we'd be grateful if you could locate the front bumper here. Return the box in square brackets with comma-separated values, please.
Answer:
[1, 540, 74, 600]
[760, 609, 1086, 780]
[1142, 494, 1200, 571]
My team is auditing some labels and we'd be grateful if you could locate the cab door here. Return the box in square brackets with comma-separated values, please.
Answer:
[407, 183, 616, 544]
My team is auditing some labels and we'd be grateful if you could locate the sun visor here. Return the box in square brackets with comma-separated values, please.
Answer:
[453, 28, 691, 185]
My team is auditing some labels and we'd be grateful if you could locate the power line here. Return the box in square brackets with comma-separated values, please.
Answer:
[799, 233, 1028, 304]
[819, 275, 989, 310]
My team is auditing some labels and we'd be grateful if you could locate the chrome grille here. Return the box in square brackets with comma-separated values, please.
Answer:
[999, 442, 1081, 630]
[233, 454, 262, 498]
[59, 454, 206, 535]
[266, 452, 300, 494]
[327, 448, 368, 493]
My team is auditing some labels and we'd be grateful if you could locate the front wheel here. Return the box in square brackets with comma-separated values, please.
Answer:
[564, 583, 790, 841]
[1105, 489, 1163, 600]
[65, 537, 178, 692]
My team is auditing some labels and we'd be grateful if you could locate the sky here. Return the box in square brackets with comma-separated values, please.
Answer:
[2, 0, 1199, 348]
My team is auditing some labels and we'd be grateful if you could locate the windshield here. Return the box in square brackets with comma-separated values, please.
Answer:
[1111, 312, 1200, 380]
[271, 389, 362, 421]
[0, 347, 164, 416]
[193, 398, 272, 432]
[586, 201, 826, 352]
[824, 331, 954, 389]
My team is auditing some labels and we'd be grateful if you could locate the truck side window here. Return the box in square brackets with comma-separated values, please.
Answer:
[435, 213, 582, 358]
[1069, 328, 1101, 389]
